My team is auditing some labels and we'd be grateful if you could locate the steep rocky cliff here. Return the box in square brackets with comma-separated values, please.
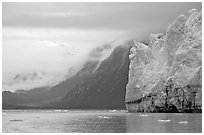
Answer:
[126, 9, 202, 113]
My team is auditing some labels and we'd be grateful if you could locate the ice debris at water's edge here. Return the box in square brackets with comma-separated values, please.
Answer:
[125, 9, 202, 113]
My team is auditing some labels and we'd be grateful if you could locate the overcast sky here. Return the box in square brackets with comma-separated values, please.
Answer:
[2, 2, 202, 91]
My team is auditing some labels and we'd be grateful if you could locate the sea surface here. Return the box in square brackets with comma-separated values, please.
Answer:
[2, 110, 202, 133]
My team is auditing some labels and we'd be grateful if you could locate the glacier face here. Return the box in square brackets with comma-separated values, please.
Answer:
[125, 9, 202, 112]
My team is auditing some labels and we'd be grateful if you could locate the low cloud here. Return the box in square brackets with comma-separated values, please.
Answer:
[89, 44, 112, 60]
[2, 27, 131, 91]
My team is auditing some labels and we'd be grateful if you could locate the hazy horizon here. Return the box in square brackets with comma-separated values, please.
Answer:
[2, 2, 202, 91]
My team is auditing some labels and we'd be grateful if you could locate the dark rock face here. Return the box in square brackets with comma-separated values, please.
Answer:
[53, 45, 131, 109]
[126, 9, 202, 113]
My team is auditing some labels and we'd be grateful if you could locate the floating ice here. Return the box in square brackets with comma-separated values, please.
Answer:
[179, 121, 188, 124]
[158, 119, 171, 122]
[139, 114, 149, 117]
[98, 116, 110, 119]
[54, 110, 62, 112]
[110, 110, 117, 112]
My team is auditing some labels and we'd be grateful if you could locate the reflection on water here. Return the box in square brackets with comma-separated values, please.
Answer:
[2, 110, 202, 133]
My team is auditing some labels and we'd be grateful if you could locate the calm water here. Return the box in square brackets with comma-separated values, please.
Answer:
[2, 110, 202, 133]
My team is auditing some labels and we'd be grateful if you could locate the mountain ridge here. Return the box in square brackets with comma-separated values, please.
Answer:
[3, 43, 132, 109]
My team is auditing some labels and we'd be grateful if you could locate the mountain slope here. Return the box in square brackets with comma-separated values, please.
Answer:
[3, 44, 131, 109]
[49, 45, 131, 109]
[2, 87, 50, 106]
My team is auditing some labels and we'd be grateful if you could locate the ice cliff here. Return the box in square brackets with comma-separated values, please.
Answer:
[125, 9, 202, 113]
